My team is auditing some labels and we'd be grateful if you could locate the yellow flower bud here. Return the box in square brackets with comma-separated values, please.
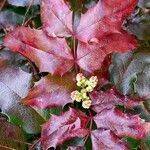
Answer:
[82, 100, 92, 109]
[76, 73, 84, 82]
[86, 76, 98, 92]
[81, 89, 89, 100]
[89, 76, 98, 86]
[71, 74, 98, 109]
[71, 90, 82, 102]
[86, 85, 94, 92]
[76, 73, 88, 88]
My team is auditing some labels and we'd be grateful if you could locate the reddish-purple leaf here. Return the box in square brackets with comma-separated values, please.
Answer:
[41, 0, 73, 37]
[67, 146, 84, 150]
[75, 0, 138, 43]
[4, 0, 138, 74]
[41, 108, 89, 149]
[7, 0, 40, 6]
[0, 117, 26, 150]
[0, 50, 44, 134]
[4, 27, 74, 75]
[22, 73, 76, 108]
[93, 109, 146, 139]
[77, 32, 137, 72]
[91, 129, 129, 150]
[0, 10, 23, 30]
[90, 89, 142, 113]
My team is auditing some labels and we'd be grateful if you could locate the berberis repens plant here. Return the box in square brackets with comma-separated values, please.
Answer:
[1, 0, 150, 149]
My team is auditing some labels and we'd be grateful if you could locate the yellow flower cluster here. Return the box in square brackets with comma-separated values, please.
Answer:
[71, 73, 98, 109]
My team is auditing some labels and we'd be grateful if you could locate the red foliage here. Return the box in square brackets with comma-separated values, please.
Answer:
[90, 89, 143, 113]
[4, 27, 74, 75]
[4, 0, 138, 74]
[91, 130, 129, 150]
[93, 109, 146, 139]
[41, 108, 89, 149]
[3, 0, 150, 149]
[23, 73, 76, 108]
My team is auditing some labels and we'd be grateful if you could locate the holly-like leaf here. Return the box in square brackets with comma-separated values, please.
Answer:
[128, 13, 150, 40]
[0, 10, 23, 30]
[110, 49, 150, 99]
[41, 108, 89, 149]
[7, 0, 40, 6]
[67, 146, 84, 150]
[90, 89, 142, 113]
[91, 129, 129, 150]
[41, 0, 73, 37]
[75, 0, 138, 43]
[4, 27, 74, 75]
[0, 117, 26, 150]
[93, 109, 146, 139]
[4, 0, 138, 74]
[77, 32, 137, 72]
[138, 0, 150, 8]
[22, 73, 76, 108]
[0, 50, 44, 133]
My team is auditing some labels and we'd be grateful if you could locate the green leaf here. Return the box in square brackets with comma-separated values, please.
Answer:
[109, 49, 150, 99]
[145, 133, 150, 149]
[127, 137, 140, 149]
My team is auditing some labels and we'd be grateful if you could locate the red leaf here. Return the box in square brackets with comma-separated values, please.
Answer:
[22, 73, 76, 108]
[90, 89, 142, 113]
[4, 0, 138, 74]
[41, 0, 73, 37]
[91, 129, 129, 150]
[77, 32, 137, 72]
[67, 146, 84, 150]
[75, 0, 138, 43]
[0, 117, 26, 150]
[4, 27, 74, 75]
[93, 109, 146, 139]
[41, 108, 89, 149]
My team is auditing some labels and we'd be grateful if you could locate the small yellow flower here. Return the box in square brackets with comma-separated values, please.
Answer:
[81, 89, 89, 100]
[71, 90, 82, 102]
[82, 100, 92, 109]
[76, 73, 87, 88]
[86, 85, 94, 92]
[86, 76, 98, 92]
[71, 74, 98, 109]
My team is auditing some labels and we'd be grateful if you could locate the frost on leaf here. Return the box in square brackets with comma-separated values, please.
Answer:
[41, 108, 89, 149]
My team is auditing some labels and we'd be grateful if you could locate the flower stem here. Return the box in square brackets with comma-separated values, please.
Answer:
[29, 138, 41, 150]
[73, 37, 78, 74]
[83, 110, 93, 145]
